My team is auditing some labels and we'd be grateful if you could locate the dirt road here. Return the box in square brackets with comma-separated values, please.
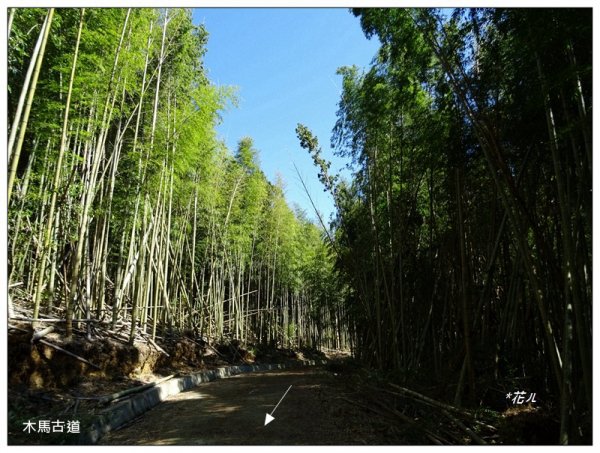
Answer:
[100, 366, 396, 445]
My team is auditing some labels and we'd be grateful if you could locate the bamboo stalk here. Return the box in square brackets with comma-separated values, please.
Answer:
[31, 326, 55, 342]
[37, 339, 100, 369]
[440, 409, 487, 445]
[8, 8, 53, 181]
[146, 336, 169, 357]
[386, 383, 477, 419]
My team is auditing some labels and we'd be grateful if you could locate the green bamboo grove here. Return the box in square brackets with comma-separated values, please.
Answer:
[7, 8, 348, 350]
[296, 8, 591, 443]
[6, 6, 593, 444]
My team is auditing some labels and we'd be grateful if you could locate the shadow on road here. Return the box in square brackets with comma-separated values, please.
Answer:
[101, 368, 358, 445]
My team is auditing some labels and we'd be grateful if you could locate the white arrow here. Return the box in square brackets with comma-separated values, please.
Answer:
[264, 385, 292, 426]
[264, 413, 275, 426]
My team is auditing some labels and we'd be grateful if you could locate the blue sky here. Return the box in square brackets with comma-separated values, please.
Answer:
[192, 8, 380, 224]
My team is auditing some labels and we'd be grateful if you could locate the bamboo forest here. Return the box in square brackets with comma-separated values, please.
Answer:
[6, 7, 593, 446]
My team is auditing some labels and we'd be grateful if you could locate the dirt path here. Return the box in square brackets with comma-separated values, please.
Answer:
[100, 366, 393, 445]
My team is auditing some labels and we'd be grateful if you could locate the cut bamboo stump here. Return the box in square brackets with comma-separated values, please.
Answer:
[31, 325, 55, 343]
